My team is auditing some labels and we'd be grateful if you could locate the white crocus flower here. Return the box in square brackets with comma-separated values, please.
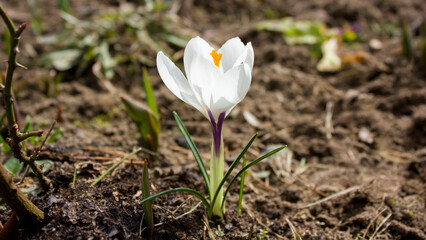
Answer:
[156, 36, 254, 218]
[156, 36, 254, 124]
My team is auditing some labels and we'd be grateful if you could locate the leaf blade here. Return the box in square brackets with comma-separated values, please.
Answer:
[220, 145, 287, 210]
[140, 187, 210, 210]
[173, 111, 210, 190]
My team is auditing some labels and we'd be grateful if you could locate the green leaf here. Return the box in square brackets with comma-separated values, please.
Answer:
[57, 0, 70, 14]
[0, 135, 11, 153]
[237, 156, 247, 216]
[35, 160, 54, 173]
[420, 22, 426, 75]
[3, 158, 24, 176]
[221, 145, 287, 210]
[142, 67, 159, 118]
[48, 127, 63, 143]
[46, 49, 82, 71]
[120, 95, 160, 152]
[2, 30, 11, 55]
[210, 133, 257, 212]
[401, 21, 412, 60]
[98, 41, 117, 79]
[22, 115, 33, 133]
[141, 161, 154, 238]
[140, 187, 210, 210]
[173, 111, 209, 190]
[91, 148, 141, 186]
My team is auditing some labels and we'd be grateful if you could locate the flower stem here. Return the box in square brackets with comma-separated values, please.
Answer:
[209, 136, 224, 219]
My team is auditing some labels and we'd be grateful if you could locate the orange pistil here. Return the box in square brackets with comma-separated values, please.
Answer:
[210, 50, 222, 68]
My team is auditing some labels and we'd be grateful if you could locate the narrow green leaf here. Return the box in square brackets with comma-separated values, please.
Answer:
[221, 145, 287, 210]
[2, 30, 11, 56]
[173, 111, 209, 190]
[141, 161, 154, 240]
[121, 95, 160, 152]
[210, 133, 257, 211]
[48, 127, 63, 144]
[420, 22, 426, 74]
[401, 21, 412, 60]
[143, 67, 159, 117]
[22, 115, 33, 133]
[237, 156, 247, 216]
[57, 0, 70, 13]
[140, 187, 210, 210]
[91, 148, 141, 186]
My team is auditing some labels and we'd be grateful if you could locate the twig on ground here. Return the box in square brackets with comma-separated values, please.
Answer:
[286, 218, 303, 240]
[298, 185, 360, 209]
[370, 213, 392, 240]
[91, 147, 141, 186]
[174, 201, 202, 220]
[362, 195, 387, 239]
[74, 156, 146, 165]
[362, 208, 387, 239]
[172, 196, 193, 214]
[202, 215, 216, 240]
[153, 200, 202, 227]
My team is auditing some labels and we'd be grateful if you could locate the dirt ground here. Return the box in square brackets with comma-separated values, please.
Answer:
[0, 0, 425, 239]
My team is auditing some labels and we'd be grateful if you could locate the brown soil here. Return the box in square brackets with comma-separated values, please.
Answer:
[1, 0, 425, 239]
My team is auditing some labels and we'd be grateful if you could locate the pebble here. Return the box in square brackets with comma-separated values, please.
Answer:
[369, 38, 383, 50]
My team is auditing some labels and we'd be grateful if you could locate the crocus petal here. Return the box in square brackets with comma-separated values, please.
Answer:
[238, 42, 254, 71]
[218, 37, 246, 72]
[187, 56, 221, 109]
[156, 52, 204, 114]
[210, 62, 251, 118]
[184, 36, 215, 79]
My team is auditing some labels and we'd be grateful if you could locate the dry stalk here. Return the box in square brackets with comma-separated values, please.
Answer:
[298, 185, 360, 209]
[325, 101, 334, 139]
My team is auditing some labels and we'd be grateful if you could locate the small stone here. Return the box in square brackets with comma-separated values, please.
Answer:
[369, 38, 383, 50]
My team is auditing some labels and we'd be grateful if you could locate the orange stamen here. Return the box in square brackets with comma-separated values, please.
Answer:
[210, 50, 222, 68]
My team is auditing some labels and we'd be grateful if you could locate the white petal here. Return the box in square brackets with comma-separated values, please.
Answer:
[243, 42, 254, 71]
[187, 56, 221, 109]
[227, 42, 255, 73]
[156, 52, 204, 114]
[210, 97, 235, 121]
[184, 36, 214, 79]
[218, 37, 246, 72]
[210, 62, 251, 116]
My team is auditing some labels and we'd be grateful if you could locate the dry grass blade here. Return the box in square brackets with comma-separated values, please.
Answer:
[325, 101, 334, 139]
[202, 215, 216, 240]
[369, 213, 392, 240]
[74, 156, 146, 165]
[286, 218, 303, 240]
[153, 200, 202, 226]
[174, 201, 202, 220]
[298, 186, 360, 209]
[362, 208, 387, 239]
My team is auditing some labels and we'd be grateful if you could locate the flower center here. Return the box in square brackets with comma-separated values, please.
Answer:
[210, 50, 222, 68]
